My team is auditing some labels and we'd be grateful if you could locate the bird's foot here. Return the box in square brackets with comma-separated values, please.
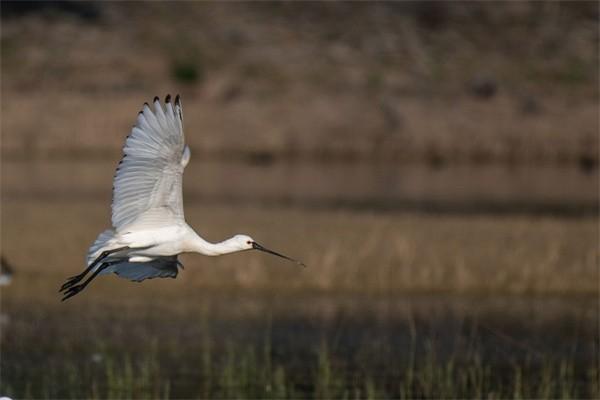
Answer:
[61, 284, 86, 301]
[59, 274, 84, 292]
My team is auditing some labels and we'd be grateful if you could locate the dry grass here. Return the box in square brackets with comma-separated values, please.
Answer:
[1, 2, 598, 164]
[1, 91, 598, 166]
[2, 193, 597, 398]
[1, 200, 597, 296]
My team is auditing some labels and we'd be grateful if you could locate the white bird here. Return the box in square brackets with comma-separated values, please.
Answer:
[0, 256, 14, 286]
[60, 95, 304, 301]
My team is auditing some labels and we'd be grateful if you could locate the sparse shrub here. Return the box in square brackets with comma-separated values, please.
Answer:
[171, 58, 203, 85]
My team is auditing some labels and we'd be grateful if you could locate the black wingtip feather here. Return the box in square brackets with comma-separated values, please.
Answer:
[175, 94, 180, 105]
[153, 96, 159, 103]
[165, 94, 171, 103]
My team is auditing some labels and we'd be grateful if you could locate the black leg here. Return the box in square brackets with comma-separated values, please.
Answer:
[60, 264, 95, 292]
[59, 246, 128, 292]
[61, 260, 120, 302]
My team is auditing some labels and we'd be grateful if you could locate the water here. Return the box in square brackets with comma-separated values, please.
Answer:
[2, 159, 598, 215]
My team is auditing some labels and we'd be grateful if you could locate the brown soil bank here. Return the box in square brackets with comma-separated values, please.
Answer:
[1, 2, 598, 166]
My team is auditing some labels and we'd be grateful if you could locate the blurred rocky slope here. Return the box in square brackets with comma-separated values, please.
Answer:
[1, 2, 598, 167]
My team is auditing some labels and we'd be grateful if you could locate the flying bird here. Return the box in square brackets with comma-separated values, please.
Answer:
[60, 95, 304, 301]
[0, 256, 14, 286]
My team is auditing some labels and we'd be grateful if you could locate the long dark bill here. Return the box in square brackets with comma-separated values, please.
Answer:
[252, 242, 306, 267]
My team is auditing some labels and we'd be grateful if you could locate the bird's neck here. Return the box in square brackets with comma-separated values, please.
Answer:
[185, 229, 239, 256]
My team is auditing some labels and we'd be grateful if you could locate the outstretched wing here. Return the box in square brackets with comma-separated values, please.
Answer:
[112, 95, 191, 231]
[100, 256, 183, 282]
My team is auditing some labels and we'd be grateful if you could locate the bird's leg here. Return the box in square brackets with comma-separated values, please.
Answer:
[87, 246, 129, 270]
[60, 264, 95, 292]
[59, 246, 129, 292]
[61, 260, 120, 302]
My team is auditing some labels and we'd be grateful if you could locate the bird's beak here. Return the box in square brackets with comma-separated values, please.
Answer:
[252, 242, 306, 267]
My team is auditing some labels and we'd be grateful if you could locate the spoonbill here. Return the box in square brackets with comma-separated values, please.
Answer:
[60, 95, 304, 301]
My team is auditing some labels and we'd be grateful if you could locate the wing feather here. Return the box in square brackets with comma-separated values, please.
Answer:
[99, 256, 182, 282]
[111, 95, 189, 231]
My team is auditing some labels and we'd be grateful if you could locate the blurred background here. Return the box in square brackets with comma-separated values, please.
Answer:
[1, 2, 598, 398]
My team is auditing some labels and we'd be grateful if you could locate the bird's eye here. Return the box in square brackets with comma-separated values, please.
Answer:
[247, 241, 252, 245]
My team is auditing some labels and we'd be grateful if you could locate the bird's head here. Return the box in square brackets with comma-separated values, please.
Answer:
[231, 234, 256, 250]
[230, 234, 305, 267]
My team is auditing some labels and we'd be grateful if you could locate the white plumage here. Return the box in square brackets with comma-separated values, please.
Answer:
[112, 97, 187, 229]
[60, 95, 303, 301]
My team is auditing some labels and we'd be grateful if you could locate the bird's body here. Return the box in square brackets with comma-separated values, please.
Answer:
[60, 95, 304, 301]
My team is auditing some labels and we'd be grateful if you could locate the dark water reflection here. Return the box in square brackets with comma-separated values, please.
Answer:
[2, 159, 598, 215]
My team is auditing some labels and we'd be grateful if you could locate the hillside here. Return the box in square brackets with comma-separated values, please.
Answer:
[1, 2, 598, 166]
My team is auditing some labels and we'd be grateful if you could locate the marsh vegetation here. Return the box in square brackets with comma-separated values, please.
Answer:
[1, 187, 598, 398]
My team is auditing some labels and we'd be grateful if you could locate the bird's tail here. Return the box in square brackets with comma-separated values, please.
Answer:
[86, 229, 117, 267]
